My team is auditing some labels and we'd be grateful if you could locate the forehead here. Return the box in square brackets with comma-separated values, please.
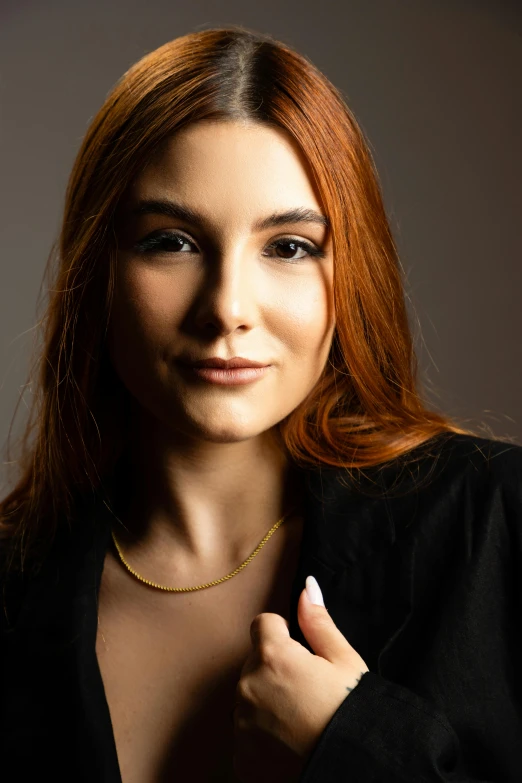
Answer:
[129, 120, 323, 218]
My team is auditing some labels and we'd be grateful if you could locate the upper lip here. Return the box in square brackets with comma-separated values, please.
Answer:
[179, 356, 269, 369]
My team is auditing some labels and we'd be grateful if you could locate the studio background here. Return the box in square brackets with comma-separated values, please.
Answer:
[1, 0, 520, 494]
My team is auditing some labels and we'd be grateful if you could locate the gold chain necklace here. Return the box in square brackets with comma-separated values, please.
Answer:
[110, 508, 295, 592]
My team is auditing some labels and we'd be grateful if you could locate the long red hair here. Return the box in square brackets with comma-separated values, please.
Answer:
[1, 26, 477, 575]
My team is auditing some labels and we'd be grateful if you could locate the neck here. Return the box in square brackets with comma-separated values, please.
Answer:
[110, 415, 304, 577]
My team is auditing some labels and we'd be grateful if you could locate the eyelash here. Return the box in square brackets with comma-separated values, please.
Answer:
[133, 231, 326, 262]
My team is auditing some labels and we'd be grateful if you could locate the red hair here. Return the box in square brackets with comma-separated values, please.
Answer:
[0, 26, 477, 574]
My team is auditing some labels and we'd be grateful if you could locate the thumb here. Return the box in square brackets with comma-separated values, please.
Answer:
[298, 576, 354, 664]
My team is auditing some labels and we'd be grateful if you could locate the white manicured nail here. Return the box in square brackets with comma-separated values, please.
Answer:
[305, 575, 325, 607]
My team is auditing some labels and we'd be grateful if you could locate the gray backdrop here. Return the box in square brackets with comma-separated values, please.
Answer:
[1, 0, 520, 494]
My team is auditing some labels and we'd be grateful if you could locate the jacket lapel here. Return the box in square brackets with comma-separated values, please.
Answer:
[0, 494, 120, 780]
[287, 463, 418, 678]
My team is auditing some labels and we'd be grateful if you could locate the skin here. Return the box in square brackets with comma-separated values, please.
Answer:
[108, 118, 336, 577]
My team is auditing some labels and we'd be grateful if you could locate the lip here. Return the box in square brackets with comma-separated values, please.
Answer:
[177, 364, 270, 386]
[179, 356, 269, 370]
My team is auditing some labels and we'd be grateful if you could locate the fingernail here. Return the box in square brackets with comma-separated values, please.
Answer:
[305, 575, 325, 607]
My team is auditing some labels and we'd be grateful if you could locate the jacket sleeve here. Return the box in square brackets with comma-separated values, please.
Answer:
[299, 670, 498, 782]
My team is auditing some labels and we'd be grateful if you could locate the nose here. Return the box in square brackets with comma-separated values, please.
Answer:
[191, 245, 258, 336]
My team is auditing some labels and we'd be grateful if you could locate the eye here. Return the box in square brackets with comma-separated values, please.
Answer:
[263, 238, 326, 263]
[134, 231, 196, 254]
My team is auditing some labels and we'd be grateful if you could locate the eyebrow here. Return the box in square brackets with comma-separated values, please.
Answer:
[127, 198, 330, 232]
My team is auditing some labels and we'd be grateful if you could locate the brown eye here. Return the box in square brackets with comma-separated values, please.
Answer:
[263, 238, 326, 263]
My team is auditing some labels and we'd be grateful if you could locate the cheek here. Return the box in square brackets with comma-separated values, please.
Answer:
[274, 278, 335, 362]
[106, 270, 189, 393]
[110, 267, 185, 349]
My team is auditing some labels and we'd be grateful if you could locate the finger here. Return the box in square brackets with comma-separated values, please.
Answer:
[250, 612, 290, 647]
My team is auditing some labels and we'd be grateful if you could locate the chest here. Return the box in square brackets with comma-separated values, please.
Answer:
[95, 524, 303, 783]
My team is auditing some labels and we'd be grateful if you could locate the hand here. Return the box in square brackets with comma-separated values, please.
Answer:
[231, 576, 369, 783]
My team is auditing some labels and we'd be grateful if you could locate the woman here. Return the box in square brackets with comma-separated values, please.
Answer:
[0, 25, 520, 783]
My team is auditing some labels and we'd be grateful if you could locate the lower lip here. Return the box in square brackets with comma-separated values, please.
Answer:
[178, 364, 271, 385]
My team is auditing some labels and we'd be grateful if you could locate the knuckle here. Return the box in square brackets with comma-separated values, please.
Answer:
[258, 641, 278, 666]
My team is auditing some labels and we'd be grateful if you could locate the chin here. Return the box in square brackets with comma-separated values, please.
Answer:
[191, 422, 267, 444]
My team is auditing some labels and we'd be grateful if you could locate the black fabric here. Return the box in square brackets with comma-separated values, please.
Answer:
[1, 432, 521, 781]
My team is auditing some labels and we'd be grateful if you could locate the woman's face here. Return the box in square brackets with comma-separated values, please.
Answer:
[109, 120, 335, 444]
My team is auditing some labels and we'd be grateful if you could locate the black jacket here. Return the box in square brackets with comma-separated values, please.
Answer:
[1, 432, 521, 781]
